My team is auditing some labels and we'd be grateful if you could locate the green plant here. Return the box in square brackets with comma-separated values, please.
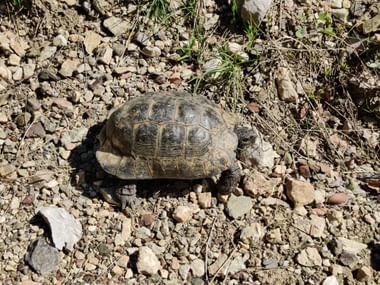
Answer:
[295, 27, 307, 39]
[231, 0, 238, 18]
[194, 45, 256, 110]
[8, 0, 24, 8]
[318, 11, 336, 37]
[147, 0, 172, 22]
[177, 33, 205, 63]
[182, 0, 198, 24]
[245, 23, 259, 48]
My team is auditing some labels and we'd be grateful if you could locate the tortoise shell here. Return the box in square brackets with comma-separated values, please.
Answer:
[96, 93, 238, 180]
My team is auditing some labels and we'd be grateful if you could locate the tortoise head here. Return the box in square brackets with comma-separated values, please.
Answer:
[234, 126, 258, 149]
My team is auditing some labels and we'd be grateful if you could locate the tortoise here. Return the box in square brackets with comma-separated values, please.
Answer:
[96, 92, 256, 209]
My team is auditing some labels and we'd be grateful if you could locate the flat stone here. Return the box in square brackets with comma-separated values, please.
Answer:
[339, 251, 358, 268]
[117, 255, 130, 268]
[276, 67, 298, 102]
[103, 17, 129, 36]
[309, 215, 325, 238]
[98, 47, 113, 65]
[141, 46, 161, 58]
[59, 59, 80, 77]
[25, 122, 46, 138]
[0, 63, 12, 81]
[190, 259, 205, 277]
[52, 98, 74, 115]
[115, 218, 132, 245]
[8, 54, 21, 66]
[228, 254, 249, 274]
[0, 163, 16, 178]
[226, 195, 253, 219]
[362, 15, 380, 34]
[286, 178, 315, 208]
[38, 206, 82, 251]
[300, 137, 318, 158]
[173, 206, 193, 223]
[330, 0, 342, 8]
[0, 112, 7, 123]
[135, 32, 150, 46]
[10, 197, 20, 210]
[25, 239, 59, 275]
[9, 36, 29, 56]
[240, 223, 265, 245]
[327, 192, 348, 205]
[331, 8, 349, 22]
[337, 237, 367, 254]
[23, 63, 36, 79]
[136, 246, 161, 276]
[208, 254, 228, 275]
[38, 46, 57, 62]
[84, 31, 102, 54]
[296, 247, 322, 267]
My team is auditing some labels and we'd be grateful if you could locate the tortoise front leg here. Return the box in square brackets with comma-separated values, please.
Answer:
[216, 162, 242, 194]
[117, 184, 137, 210]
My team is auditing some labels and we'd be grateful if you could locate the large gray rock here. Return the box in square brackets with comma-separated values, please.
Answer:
[39, 206, 82, 251]
[25, 239, 59, 275]
[237, 0, 273, 26]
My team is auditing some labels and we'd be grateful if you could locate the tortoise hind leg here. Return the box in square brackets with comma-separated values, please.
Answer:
[216, 162, 242, 194]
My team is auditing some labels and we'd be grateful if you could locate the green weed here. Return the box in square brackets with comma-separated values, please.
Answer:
[245, 23, 259, 48]
[147, 0, 172, 22]
[8, 0, 24, 9]
[194, 45, 256, 110]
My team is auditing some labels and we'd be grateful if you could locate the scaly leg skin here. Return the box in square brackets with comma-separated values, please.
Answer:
[117, 184, 137, 210]
[216, 163, 242, 195]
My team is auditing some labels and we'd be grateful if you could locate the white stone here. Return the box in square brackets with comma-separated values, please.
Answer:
[322, 276, 339, 285]
[39, 206, 82, 251]
[8, 54, 21, 66]
[136, 246, 161, 276]
[190, 259, 205, 277]
[53, 35, 68, 47]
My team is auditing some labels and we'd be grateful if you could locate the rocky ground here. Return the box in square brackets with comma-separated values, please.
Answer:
[0, 0, 379, 284]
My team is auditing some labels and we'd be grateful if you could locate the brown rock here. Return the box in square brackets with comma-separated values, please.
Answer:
[312, 208, 328, 216]
[355, 266, 372, 281]
[247, 102, 260, 113]
[25, 122, 46, 138]
[286, 178, 315, 208]
[141, 212, 153, 226]
[243, 170, 281, 198]
[173, 206, 193, 223]
[327, 193, 348, 205]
